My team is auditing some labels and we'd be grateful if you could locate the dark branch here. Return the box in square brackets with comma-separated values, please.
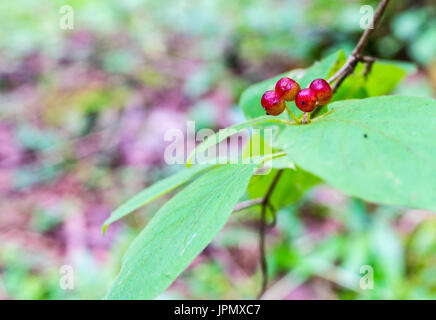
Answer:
[352, 0, 390, 56]
[233, 198, 263, 212]
[257, 169, 283, 299]
[328, 0, 390, 92]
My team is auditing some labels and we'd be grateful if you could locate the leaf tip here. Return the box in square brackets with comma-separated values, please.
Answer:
[102, 223, 108, 236]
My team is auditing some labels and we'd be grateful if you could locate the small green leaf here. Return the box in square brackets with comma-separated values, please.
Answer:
[105, 164, 256, 299]
[365, 61, 415, 97]
[333, 60, 416, 101]
[103, 164, 216, 234]
[278, 95, 436, 211]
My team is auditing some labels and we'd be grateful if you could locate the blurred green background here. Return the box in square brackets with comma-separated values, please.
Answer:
[0, 0, 435, 300]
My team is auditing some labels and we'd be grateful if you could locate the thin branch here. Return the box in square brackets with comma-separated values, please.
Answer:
[362, 56, 376, 77]
[352, 0, 390, 56]
[263, 170, 283, 204]
[257, 169, 283, 299]
[301, 112, 309, 125]
[233, 198, 263, 212]
[257, 202, 268, 299]
[267, 202, 277, 228]
[328, 0, 390, 92]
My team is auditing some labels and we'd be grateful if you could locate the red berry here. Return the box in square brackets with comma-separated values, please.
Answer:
[295, 88, 317, 112]
[309, 79, 332, 105]
[275, 77, 301, 101]
[261, 90, 286, 116]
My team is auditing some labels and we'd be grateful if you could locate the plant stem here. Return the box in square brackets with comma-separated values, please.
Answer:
[328, 0, 390, 92]
[233, 198, 263, 212]
[258, 204, 268, 299]
[266, 118, 298, 126]
[259, 152, 286, 166]
[257, 169, 283, 299]
[285, 105, 301, 124]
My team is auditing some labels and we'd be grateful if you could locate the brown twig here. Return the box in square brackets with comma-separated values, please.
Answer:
[328, 0, 390, 92]
[233, 198, 263, 212]
[267, 202, 277, 227]
[257, 169, 283, 299]
[301, 112, 309, 125]
[362, 56, 376, 77]
[232, 171, 282, 298]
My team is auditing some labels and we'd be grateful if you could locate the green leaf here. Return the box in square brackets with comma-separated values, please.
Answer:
[365, 61, 416, 97]
[278, 95, 436, 211]
[247, 167, 321, 208]
[239, 50, 345, 121]
[333, 60, 416, 101]
[186, 116, 292, 167]
[105, 164, 256, 299]
[103, 164, 216, 234]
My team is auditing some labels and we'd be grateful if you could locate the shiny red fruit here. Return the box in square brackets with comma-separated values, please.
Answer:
[309, 79, 332, 105]
[295, 88, 317, 112]
[261, 90, 286, 116]
[275, 77, 301, 101]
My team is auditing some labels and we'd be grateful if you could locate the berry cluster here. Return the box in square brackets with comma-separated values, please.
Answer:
[261, 77, 332, 121]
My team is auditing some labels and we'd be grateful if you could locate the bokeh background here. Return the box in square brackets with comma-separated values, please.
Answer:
[0, 0, 436, 299]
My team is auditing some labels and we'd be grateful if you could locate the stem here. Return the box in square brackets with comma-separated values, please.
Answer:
[260, 152, 286, 164]
[233, 198, 263, 212]
[310, 105, 324, 119]
[362, 56, 376, 77]
[352, 0, 390, 57]
[328, 0, 390, 93]
[258, 204, 268, 299]
[267, 203, 277, 227]
[285, 105, 301, 124]
[257, 169, 283, 299]
[301, 111, 312, 125]
[266, 118, 298, 126]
